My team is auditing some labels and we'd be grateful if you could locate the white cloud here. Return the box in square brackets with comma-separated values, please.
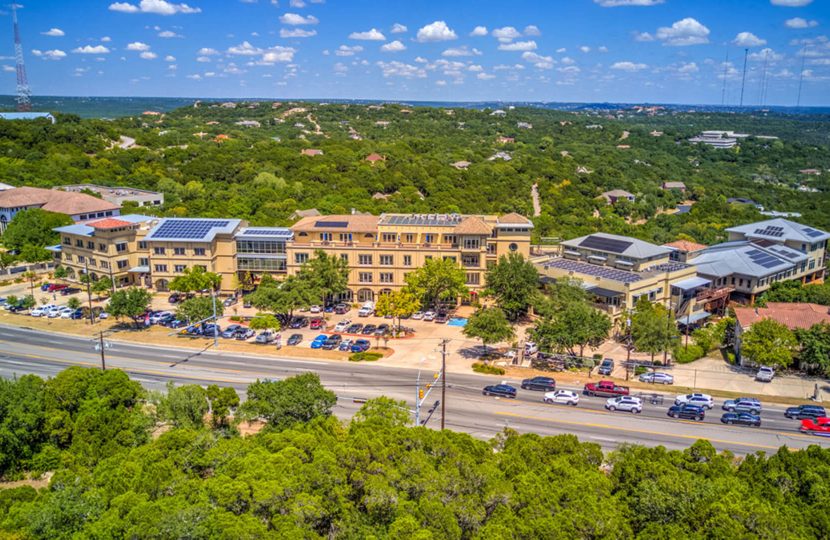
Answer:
[477, 72, 495, 80]
[261, 46, 296, 63]
[165, 54, 176, 61]
[521, 51, 554, 69]
[598, 46, 609, 53]
[733, 32, 766, 47]
[197, 47, 219, 55]
[186, 74, 201, 80]
[41, 28, 65, 37]
[594, 0, 664, 5]
[289, 0, 306, 6]
[442, 46, 481, 57]
[72, 45, 110, 54]
[101, 36, 112, 42]
[634, 32, 655, 42]
[579, 45, 591, 53]
[467, 64, 483, 71]
[196, 56, 211, 62]
[227, 41, 263, 55]
[771, 0, 812, 5]
[499, 40, 537, 52]
[349, 28, 385, 40]
[749, 47, 784, 61]
[381, 40, 406, 52]
[523, 25, 541, 36]
[280, 28, 317, 37]
[108, 0, 201, 15]
[611, 61, 648, 71]
[655, 17, 710, 46]
[470, 26, 488, 37]
[558, 65, 580, 74]
[333, 62, 348, 75]
[435, 80, 447, 86]
[390, 23, 407, 34]
[417, 21, 457, 42]
[560, 56, 575, 64]
[376, 60, 427, 78]
[785, 17, 818, 29]
[335, 44, 363, 56]
[414, 56, 428, 63]
[158, 30, 182, 38]
[492, 26, 521, 43]
[126, 41, 151, 51]
[677, 62, 699, 73]
[140, 51, 158, 59]
[279, 12, 318, 24]
[31, 49, 67, 60]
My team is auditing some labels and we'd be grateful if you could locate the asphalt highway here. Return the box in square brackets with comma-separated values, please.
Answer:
[0, 323, 827, 455]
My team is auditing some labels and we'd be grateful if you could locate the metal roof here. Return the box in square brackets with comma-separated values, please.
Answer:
[562, 232, 671, 260]
[677, 311, 711, 325]
[671, 277, 712, 291]
[146, 218, 241, 242]
[691, 241, 798, 279]
[726, 218, 830, 243]
[235, 227, 293, 240]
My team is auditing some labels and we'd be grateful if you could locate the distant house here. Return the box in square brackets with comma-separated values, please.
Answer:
[734, 303, 830, 365]
[0, 112, 55, 124]
[57, 184, 164, 208]
[600, 190, 635, 204]
[662, 181, 686, 192]
[650, 130, 664, 137]
[688, 130, 748, 149]
[727, 197, 762, 209]
[220, 102, 237, 109]
[142, 111, 162, 116]
[452, 160, 471, 170]
[517, 122, 532, 129]
[214, 134, 230, 143]
[488, 151, 512, 162]
[497, 136, 514, 144]
[235, 120, 261, 128]
[301, 149, 324, 157]
[616, 144, 631, 149]
[490, 110, 506, 117]
[0, 182, 14, 191]
[290, 208, 321, 220]
[585, 124, 603, 130]
[799, 169, 822, 176]
[576, 166, 592, 174]
[365, 153, 385, 164]
[371, 192, 389, 200]
[374, 121, 390, 127]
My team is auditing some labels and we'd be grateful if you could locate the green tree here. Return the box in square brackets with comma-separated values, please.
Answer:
[107, 287, 152, 328]
[91, 278, 112, 299]
[176, 296, 224, 323]
[53, 266, 68, 280]
[631, 299, 676, 362]
[20, 294, 35, 310]
[374, 290, 420, 336]
[19, 245, 51, 263]
[157, 383, 208, 429]
[240, 373, 336, 430]
[300, 250, 349, 309]
[1, 209, 72, 251]
[169, 266, 222, 294]
[404, 257, 469, 309]
[66, 297, 82, 311]
[463, 307, 514, 356]
[246, 275, 315, 324]
[206, 384, 240, 429]
[740, 318, 797, 369]
[485, 253, 539, 321]
[248, 314, 280, 331]
[532, 301, 611, 357]
[350, 397, 410, 431]
[796, 323, 830, 376]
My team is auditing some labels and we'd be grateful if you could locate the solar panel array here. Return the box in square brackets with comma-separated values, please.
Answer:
[314, 221, 349, 228]
[382, 214, 464, 226]
[650, 262, 691, 273]
[745, 249, 786, 269]
[239, 228, 293, 237]
[149, 220, 230, 240]
[767, 246, 801, 260]
[802, 227, 825, 238]
[578, 235, 633, 254]
[753, 225, 785, 238]
[545, 257, 643, 283]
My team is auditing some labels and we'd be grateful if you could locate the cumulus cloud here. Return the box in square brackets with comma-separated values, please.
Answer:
[733, 32, 766, 47]
[521, 51, 554, 69]
[165, 54, 176, 61]
[611, 61, 648, 71]
[227, 41, 263, 55]
[335, 44, 363, 56]
[126, 41, 151, 51]
[390, 23, 407, 34]
[579, 45, 591, 53]
[261, 46, 296, 63]
[523, 25, 541, 36]
[140, 51, 158, 59]
[41, 28, 65, 37]
[749, 47, 784, 61]
[416, 21, 457, 42]
[376, 60, 427, 78]
[785, 17, 818, 29]
[72, 45, 110, 54]
[109, 0, 201, 15]
[381, 40, 406, 52]
[477, 72, 495, 80]
[349, 28, 385, 40]
[289, 0, 306, 6]
[594, 0, 664, 5]
[498, 40, 537, 51]
[31, 49, 67, 60]
[101, 36, 112, 42]
[280, 12, 318, 24]
[442, 46, 482, 57]
[158, 30, 182, 38]
[280, 28, 317, 37]
[470, 26, 488, 37]
[634, 31, 655, 42]
[197, 47, 219, 55]
[770, 0, 812, 5]
[654, 17, 710, 46]
[492, 26, 521, 42]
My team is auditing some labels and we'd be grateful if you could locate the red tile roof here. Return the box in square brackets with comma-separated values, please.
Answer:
[0, 186, 119, 216]
[88, 218, 133, 229]
[664, 240, 708, 252]
[734, 302, 830, 331]
[365, 153, 385, 162]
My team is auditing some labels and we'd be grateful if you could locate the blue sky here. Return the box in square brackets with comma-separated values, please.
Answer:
[3, 0, 830, 105]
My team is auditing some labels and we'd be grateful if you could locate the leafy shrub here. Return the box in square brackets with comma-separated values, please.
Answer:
[472, 362, 505, 375]
[634, 366, 648, 376]
[674, 344, 705, 364]
[349, 352, 383, 362]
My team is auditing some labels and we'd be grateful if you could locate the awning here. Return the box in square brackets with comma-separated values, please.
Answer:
[677, 311, 711, 325]
[587, 255, 607, 261]
[587, 286, 624, 298]
[563, 250, 582, 257]
[672, 276, 711, 291]
[128, 266, 150, 273]
[45, 245, 62, 253]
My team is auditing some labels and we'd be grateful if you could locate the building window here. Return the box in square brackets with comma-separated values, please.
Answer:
[174, 247, 186, 255]
[236, 240, 286, 254]
[154, 264, 168, 272]
[424, 234, 435, 244]
[138, 241, 147, 249]
[338, 233, 353, 242]
[295, 253, 309, 264]
[487, 243, 496, 254]
[117, 260, 128, 269]
[139, 257, 149, 266]
[359, 272, 373, 283]
[98, 243, 107, 252]
[404, 233, 415, 243]
[340, 254, 349, 263]
[381, 233, 397, 243]
[63, 237, 71, 245]
[194, 248, 206, 256]
[380, 255, 393, 266]
[320, 232, 332, 242]
[78, 256, 85, 264]
[64, 254, 72, 262]
[509, 242, 518, 252]
[175, 265, 187, 273]
[100, 261, 109, 270]
[116, 243, 127, 253]
[87, 241, 95, 250]
[154, 247, 166, 255]
[444, 235, 456, 245]
[466, 272, 480, 285]
[359, 254, 373, 265]
[87, 259, 96, 267]
[75, 240, 83, 248]
[403, 255, 412, 266]
[380, 272, 393, 283]
[444, 256, 457, 262]
[463, 238, 480, 250]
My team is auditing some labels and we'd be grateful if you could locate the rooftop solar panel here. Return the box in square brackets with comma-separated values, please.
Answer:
[803, 227, 825, 238]
[149, 219, 231, 240]
[382, 214, 464, 226]
[314, 221, 349, 228]
[754, 226, 784, 238]
[241, 228, 293, 236]
[544, 257, 643, 283]
[578, 235, 633, 254]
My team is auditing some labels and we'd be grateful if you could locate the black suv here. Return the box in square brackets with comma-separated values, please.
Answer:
[667, 404, 706, 421]
[785, 405, 827, 420]
[520, 376, 556, 391]
[598, 358, 614, 376]
[289, 317, 308, 329]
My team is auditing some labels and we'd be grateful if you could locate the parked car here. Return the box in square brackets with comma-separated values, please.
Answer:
[334, 319, 352, 332]
[674, 393, 714, 409]
[584, 380, 629, 397]
[310, 305, 322, 314]
[60, 287, 81, 296]
[310, 334, 328, 349]
[411, 311, 424, 320]
[47, 283, 68, 293]
[338, 338, 353, 351]
[350, 339, 371, 352]
[235, 328, 255, 340]
[721, 412, 761, 427]
[755, 366, 775, 382]
[31, 304, 57, 317]
[482, 384, 517, 398]
[221, 324, 242, 338]
[362, 324, 377, 335]
[334, 304, 350, 315]
[543, 390, 579, 406]
[202, 324, 221, 336]
[40, 283, 51, 292]
[347, 323, 364, 334]
[69, 308, 85, 320]
[667, 404, 706, 421]
[310, 318, 325, 330]
[150, 311, 173, 324]
[521, 376, 556, 392]
[57, 307, 75, 319]
[255, 330, 277, 344]
[168, 293, 183, 303]
[722, 397, 762, 414]
[524, 342, 539, 356]
[288, 317, 308, 329]
[223, 296, 238, 307]
[597, 358, 614, 376]
[605, 396, 642, 413]
[639, 372, 674, 385]
[47, 306, 66, 318]
[434, 312, 449, 324]
[358, 304, 374, 317]
[167, 319, 187, 329]
[374, 324, 390, 336]
[422, 311, 436, 322]
[322, 334, 342, 350]
[287, 334, 303, 346]
[785, 405, 827, 420]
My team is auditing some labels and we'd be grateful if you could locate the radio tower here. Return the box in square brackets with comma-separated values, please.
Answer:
[11, 4, 32, 112]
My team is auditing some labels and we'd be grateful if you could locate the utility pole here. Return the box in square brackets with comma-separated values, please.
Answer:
[98, 331, 106, 370]
[211, 286, 218, 348]
[84, 261, 95, 325]
[441, 338, 448, 430]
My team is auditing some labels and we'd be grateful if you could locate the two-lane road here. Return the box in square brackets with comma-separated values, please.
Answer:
[0, 324, 826, 455]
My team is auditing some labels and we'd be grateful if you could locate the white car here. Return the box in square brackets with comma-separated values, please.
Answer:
[423, 311, 436, 321]
[150, 311, 173, 324]
[524, 341, 539, 356]
[309, 305, 322, 314]
[334, 319, 352, 332]
[543, 390, 579, 406]
[58, 307, 76, 319]
[358, 306, 374, 317]
[411, 311, 424, 320]
[31, 304, 57, 317]
[605, 396, 643, 413]
[755, 366, 775, 382]
[47, 306, 66, 318]
[674, 393, 714, 409]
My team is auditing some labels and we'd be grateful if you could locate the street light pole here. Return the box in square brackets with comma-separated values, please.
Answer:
[84, 261, 95, 325]
[99, 331, 106, 370]
[211, 286, 218, 349]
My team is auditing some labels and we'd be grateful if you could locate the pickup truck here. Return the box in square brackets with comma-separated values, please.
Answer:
[583, 380, 630, 397]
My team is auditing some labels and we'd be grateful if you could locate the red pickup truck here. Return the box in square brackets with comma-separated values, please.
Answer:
[583, 380, 630, 397]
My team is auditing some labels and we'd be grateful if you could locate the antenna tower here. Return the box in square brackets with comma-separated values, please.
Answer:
[796, 45, 808, 108]
[11, 4, 32, 112]
[738, 48, 748, 107]
[720, 48, 729, 106]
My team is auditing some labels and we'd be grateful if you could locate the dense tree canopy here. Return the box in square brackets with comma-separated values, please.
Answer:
[484, 253, 539, 322]
[1, 209, 72, 253]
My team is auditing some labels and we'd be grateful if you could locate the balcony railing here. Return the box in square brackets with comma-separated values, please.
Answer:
[288, 240, 485, 251]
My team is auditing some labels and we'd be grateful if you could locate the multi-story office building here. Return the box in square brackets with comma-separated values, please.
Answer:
[235, 227, 292, 278]
[287, 212, 533, 303]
